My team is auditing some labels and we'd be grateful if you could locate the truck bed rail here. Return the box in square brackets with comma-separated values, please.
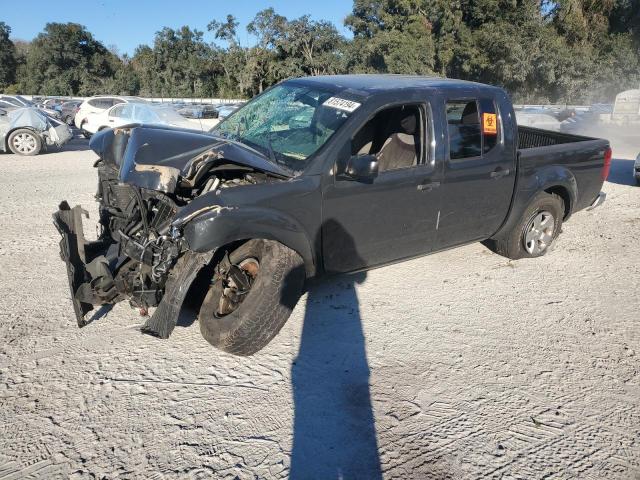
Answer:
[518, 126, 591, 149]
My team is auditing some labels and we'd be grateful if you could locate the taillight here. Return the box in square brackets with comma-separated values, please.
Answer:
[602, 147, 612, 181]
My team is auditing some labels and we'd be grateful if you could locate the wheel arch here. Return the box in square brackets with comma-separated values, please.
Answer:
[544, 184, 572, 220]
[180, 206, 317, 278]
[491, 165, 577, 240]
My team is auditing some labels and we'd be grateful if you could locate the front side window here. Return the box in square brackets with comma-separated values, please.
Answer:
[132, 105, 158, 123]
[120, 104, 134, 119]
[214, 84, 356, 175]
[351, 104, 423, 173]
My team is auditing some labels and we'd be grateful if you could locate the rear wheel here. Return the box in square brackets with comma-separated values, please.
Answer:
[198, 239, 305, 356]
[7, 129, 42, 156]
[484, 192, 564, 260]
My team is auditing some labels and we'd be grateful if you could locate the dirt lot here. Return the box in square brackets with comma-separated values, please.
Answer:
[0, 138, 638, 479]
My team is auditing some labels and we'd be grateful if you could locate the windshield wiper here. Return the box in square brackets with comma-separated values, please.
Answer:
[266, 132, 296, 175]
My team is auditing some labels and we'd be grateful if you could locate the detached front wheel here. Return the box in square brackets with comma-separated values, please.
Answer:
[484, 192, 564, 260]
[199, 239, 305, 356]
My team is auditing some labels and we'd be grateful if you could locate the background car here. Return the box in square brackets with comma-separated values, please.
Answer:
[82, 102, 203, 134]
[74, 96, 147, 135]
[177, 103, 219, 119]
[635, 153, 640, 185]
[215, 102, 245, 120]
[0, 99, 18, 112]
[39, 98, 67, 110]
[0, 95, 61, 119]
[0, 95, 33, 108]
[0, 107, 72, 156]
[59, 100, 83, 125]
[515, 109, 562, 131]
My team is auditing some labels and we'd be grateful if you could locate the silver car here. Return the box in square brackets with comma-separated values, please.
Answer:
[0, 107, 73, 156]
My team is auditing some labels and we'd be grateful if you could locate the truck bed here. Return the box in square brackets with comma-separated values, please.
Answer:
[516, 126, 609, 215]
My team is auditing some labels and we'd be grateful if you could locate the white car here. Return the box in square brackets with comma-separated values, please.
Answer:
[82, 102, 204, 135]
[74, 96, 147, 134]
[515, 111, 561, 131]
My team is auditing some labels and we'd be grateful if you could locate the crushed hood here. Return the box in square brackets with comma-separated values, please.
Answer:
[90, 125, 290, 193]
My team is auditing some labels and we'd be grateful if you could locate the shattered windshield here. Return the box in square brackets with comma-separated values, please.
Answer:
[213, 84, 358, 175]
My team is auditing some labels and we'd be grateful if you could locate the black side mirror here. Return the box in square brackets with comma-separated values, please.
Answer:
[344, 154, 379, 182]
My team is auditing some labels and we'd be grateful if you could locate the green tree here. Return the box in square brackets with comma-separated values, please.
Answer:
[20, 23, 119, 95]
[345, 0, 437, 74]
[106, 54, 140, 95]
[0, 22, 17, 91]
[277, 16, 345, 77]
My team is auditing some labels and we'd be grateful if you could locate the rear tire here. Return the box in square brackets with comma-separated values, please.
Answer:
[199, 239, 305, 356]
[7, 129, 42, 156]
[484, 192, 564, 260]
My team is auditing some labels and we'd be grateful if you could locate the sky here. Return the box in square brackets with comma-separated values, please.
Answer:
[2, 0, 354, 55]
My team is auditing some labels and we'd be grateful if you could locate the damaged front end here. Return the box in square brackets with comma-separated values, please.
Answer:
[53, 125, 287, 337]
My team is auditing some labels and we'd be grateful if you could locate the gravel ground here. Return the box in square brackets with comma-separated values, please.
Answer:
[0, 138, 638, 479]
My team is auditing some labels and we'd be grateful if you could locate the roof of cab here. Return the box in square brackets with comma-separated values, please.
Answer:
[288, 74, 503, 96]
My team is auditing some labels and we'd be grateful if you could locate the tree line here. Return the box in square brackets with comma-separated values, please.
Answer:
[1, 0, 639, 103]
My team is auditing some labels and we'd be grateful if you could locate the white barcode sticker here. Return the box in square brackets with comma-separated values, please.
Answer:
[323, 97, 361, 113]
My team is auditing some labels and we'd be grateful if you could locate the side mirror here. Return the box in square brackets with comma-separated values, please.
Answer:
[344, 154, 379, 182]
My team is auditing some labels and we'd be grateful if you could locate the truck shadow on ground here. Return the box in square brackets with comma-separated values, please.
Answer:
[288, 220, 383, 479]
[607, 158, 637, 186]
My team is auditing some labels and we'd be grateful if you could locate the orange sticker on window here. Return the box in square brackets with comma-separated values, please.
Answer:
[483, 113, 498, 135]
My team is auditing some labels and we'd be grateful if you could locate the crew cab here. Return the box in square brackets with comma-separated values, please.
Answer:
[54, 75, 610, 356]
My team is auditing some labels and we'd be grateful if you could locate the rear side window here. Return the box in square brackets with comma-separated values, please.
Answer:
[447, 99, 501, 159]
[447, 100, 482, 159]
[88, 99, 110, 109]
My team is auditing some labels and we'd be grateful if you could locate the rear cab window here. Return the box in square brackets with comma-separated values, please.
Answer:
[446, 98, 501, 160]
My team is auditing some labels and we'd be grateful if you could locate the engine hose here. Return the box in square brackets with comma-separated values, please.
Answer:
[132, 187, 150, 235]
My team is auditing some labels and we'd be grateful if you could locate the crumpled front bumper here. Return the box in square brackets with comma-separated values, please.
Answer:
[52, 201, 116, 327]
[53, 200, 216, 337]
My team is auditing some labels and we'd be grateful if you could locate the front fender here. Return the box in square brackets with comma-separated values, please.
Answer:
[181, 206, 316, 277]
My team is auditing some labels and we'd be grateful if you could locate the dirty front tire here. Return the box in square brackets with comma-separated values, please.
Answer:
[483, 192, 564, 260]
[7, 129, 42, 156]
[199, 239, 305, 356]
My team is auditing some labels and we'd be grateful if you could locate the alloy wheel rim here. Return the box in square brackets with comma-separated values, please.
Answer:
[12, 133, 37, 154]
[524, 210, 555, 255]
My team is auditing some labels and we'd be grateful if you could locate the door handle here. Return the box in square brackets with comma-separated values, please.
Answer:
[417, 181, 440, 192]
[108, 119, 114, 123]
[490, 168, 510, 179]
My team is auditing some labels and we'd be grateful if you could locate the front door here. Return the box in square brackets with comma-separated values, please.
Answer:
[322, 103, 442, 273]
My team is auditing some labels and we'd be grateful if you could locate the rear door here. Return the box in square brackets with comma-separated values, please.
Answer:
[434, 93, 516, 250]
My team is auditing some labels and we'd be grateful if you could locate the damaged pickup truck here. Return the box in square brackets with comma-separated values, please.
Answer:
[54, 75, 611, 356]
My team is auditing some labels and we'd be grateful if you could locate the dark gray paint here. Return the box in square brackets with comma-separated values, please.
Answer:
[91, 75, 609, 278]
